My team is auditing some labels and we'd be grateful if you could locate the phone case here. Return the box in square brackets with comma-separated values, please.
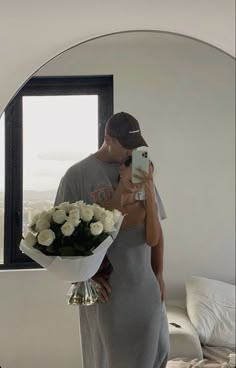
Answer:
[132, 149, 149, 183]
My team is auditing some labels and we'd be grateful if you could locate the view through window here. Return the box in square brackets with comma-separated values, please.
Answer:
[1, 75, 113, 268]
[22, 95, 98, 236]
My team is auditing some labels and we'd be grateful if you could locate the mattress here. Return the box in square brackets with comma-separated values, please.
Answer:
[166, 304, 203, 360]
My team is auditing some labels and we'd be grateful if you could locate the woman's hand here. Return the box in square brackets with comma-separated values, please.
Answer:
[119, 166, 143, 194]
[92, 273, 112, 303]
[133, 162, 154, 192]
[92, 257, 113, 303]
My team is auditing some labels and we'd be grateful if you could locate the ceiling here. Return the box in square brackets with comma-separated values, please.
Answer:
[0, 0, 235, 113]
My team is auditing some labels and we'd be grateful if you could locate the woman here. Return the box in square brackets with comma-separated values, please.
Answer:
[79, 156, 170, 368]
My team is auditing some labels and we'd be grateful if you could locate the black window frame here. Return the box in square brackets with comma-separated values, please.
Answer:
[0, 75, 113, 269]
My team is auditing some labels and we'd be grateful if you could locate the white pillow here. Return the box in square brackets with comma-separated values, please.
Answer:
[186, 276, 235, 349]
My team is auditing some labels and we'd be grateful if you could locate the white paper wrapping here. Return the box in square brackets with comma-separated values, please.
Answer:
[20, 216, 123, 283]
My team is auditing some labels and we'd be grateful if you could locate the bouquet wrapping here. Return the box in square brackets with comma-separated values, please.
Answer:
[20, 200, 123, 305]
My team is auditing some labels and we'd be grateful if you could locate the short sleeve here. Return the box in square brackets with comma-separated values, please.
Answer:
[135, 185, 167, 221]
[54, 174, 77, 206]
[154, 186, 167, 221]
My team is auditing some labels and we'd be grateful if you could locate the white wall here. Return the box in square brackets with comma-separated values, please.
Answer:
[0, 270, 83, 368]
[0, 0, 235, 116]
[35, 32, 235, 297]
[0, 32, 235, 368]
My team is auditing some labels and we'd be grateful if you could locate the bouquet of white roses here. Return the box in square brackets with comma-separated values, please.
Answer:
[20, 200, 123, 305]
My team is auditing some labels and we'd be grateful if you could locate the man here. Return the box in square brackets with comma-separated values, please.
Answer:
[54, 111, 169, 368]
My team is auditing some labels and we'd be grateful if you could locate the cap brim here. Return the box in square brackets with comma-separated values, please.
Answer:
[118, 135, 148, 149]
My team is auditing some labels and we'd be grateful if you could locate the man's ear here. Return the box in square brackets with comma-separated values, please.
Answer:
[104, 132, 113, 145]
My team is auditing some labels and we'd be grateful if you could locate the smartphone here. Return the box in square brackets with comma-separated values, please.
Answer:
[132, 149, 149, 183]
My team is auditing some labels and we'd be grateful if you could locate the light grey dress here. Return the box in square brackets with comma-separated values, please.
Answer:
[79, 225, 170, 368]
[54, 154, 170, 368]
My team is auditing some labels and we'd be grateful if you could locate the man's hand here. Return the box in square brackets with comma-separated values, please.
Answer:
[92, 273, 112, 303]
[156, 274, 165, 302]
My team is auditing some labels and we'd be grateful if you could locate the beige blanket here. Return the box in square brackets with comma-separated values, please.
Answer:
[167, 346, 234, 368]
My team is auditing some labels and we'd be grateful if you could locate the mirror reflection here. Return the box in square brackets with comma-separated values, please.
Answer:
[0, 31, 235, 367]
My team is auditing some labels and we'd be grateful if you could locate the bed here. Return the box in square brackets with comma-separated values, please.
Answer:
[166, 276, 235, 368]
[167, 304, 203, 360]
[166, 304, 235, 367]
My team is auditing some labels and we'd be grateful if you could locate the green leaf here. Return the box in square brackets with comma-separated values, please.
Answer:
[59, 247, 77, 256]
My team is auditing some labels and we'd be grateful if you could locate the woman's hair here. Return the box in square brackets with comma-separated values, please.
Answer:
[124, 156, 132, 167]
[117, 156, 132, 182]
[123, 155, 154, 170]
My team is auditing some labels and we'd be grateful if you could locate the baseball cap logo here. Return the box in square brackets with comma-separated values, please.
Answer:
[129, 129, 140, 134]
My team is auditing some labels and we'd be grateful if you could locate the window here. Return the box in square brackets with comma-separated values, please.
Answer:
[0, 113, 4, 264]
[1, 76, 113, 269]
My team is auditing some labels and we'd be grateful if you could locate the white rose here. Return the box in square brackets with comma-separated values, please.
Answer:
[39, 210, 51, 221]
[68, 203, 80, 211]
[90, 221, 104, 236]
[67, 209, 81, 227]
[86, 204, 93, 209]
[35, 218, 50, 232]
[102, 217, 115, 233]
[57, 201, 71, 213]
[101, 210, 114, 221]
[48, 207, 56, 215]
[24, 232, 37, 247]
[31, 213, 40, 226]
[52, 209, 67, 224]
[68, 217, 81, 227]
[93, 205, 106, 221]
[61, 221, 75, 236]
[75, 200, 86, 210]
[100, 210, 114, 227]
[46, 208, 56, 220]
[68, 208, 80, 218]
[85, 204, 94, 212]
[80, 207, 94, 222]
[38, 229, 55, 246]
[112, 209, 122, 224]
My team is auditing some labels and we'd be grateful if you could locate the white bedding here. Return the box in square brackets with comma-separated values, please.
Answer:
[167, 305, 203, 359]
[166, 301, 235, 367]
[186, 276, 235, 349]
[167, 346, 235, 368]
[167, 358, 229, 367]
[202, 346, 235, 363]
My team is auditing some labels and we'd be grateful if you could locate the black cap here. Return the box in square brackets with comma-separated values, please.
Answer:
[105, 112, 148, 149]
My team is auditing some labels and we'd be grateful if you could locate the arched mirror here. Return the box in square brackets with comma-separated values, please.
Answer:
[0, 29, 235, 368]
[0, 31, 235, 299]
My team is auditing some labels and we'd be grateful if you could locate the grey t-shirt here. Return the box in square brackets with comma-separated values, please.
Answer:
[54, 153, 166, 221]
[54, 154, 120, 205]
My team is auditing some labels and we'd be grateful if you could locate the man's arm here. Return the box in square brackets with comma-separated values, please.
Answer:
[151, 226, 165, 301]
[54, 172, 77, 206]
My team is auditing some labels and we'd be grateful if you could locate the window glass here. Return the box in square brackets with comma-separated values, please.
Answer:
[22, 95, 98, 235]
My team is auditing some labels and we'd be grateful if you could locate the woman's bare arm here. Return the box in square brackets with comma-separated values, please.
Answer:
[145, 183, 161, 246]
[98, 181, 145, 228]
[134, 165, 161, 247]
[151, 227, 165, 301]
[151, 226, 164, 275]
